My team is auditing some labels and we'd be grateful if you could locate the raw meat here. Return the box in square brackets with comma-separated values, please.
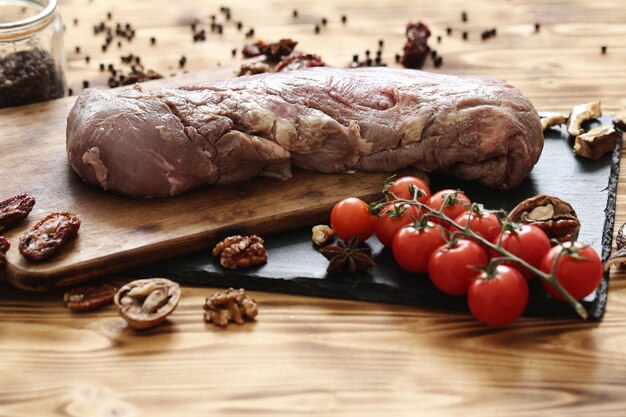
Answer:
[66, 67, 543, 197]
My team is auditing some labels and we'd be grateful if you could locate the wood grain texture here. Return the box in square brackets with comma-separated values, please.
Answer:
[1, 0, 626, 415]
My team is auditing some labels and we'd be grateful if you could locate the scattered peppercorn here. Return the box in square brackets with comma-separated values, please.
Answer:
[75, 46, 80, 53]
[430, 50, 437, 59]
[378, 39, 384, 48]
[462, 31, 468, 40]
[365, 49, 370, 57]
[601, 45, 607, 54]
[73, 18, 78, 25]
[85, 55, 90, 63]
[179, 55, 187, 68]
[117, 41, 122, 48]
[352, 54, 358, 62]
[314, 24, 320, 34]
[437, 35, 441, 43]
[395, 53, 401, 63]
[101, 44, 107, 52]
[82, 80, 89, 88]
[341, 15, 347, 24]
[232, 48, 237, 57]
[292, 9, 298, 18]
[446, 27, 452, 35]
[434, 56, 443, 68]
[150, 36, 156, 45]
[225, 11, 231, 21]
[374, 56, 381, 65]
[99, 63, 105, 71]
[236, 21, 243, 31]
[534, 22, 540, 32]
[107, 78, 118, 88]
[461, 11, 468, 22]
[191, 22, 197, 31]
[217, 24, 223, 34]
[366, 58, 373, 66]
[68, 88, 73, 96]
[321, 17, 328, 26]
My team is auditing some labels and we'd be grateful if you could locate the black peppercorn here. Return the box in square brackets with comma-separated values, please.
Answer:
[68, 88, 73, 96]
[99, 63, 105, 71]
[117, 41, 122, 48]
[85, 55, 90, 63]
[150, 37, 156, 45]
[292, 9, 298, 18]
[434, 56, 443, 68]
[314, 24, 320, 34]
[534, 22, 540, 32]
[366, 58, 372, 66]
[108, 78, 119, 88]
[321, 18, 328, 26]
[107, 12, 112, 20]
[236, 21, 243, 31]
[462, 31, 468, 40]
[232, 48, 237, 57]
[191, 22, 197, 31]
[341, 15, 347, 24]
[446, 27, 452, 35]
[461, 11, 467, 22]
[73, 18, 78, 25]
[378, 39, 384, 48]
[75, 46, 80, 53]
[430, 50, 437, 59]
[601, 45, 607, 54]
[82, 80, 89, 88]
[225, 11, 231, 21]
[365, 49, 370, 57]
[217, 24, 223, 34]
[352, 54, 358, 62]
[101, 44, 107, 52]
[179, 55, 187, 68]
[437, 35, 441, 43]
[395, 53, 401, 63]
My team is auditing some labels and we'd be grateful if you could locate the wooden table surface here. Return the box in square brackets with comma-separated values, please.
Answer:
[2, 0, 626, 416]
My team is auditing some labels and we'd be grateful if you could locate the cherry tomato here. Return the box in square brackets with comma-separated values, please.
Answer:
[491, 224, 551, 280]
[452, 211, 501, 242]
[330, 197, 375, 242]
[428, 239, 488, 295]
[427, 190, 471, 226]
[468, 265, 529, 327]
[539, 241, 603, 301]
[392, 222, 446, 274]
[388, 176, 431, 204]
[374, 203, 422, 248]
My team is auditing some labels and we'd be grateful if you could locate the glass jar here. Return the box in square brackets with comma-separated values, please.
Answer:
[0, 0, 66, 108]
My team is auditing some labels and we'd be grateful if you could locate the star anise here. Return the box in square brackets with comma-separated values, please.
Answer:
[319, 235, 375, 274]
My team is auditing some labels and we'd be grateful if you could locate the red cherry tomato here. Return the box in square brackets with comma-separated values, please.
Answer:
[539, 241, 603, 301]
[392, 222, 446, 274]
[427, 190, 471, 226]
[330, 197, 375, 242]
[428, 239, 488, 295]
[374, 203, 422, 248]
[452, 211, 501, 242]
[388, 176, 431, 204]
[491, 224, 551, 280]
[468, 265, 529, 327]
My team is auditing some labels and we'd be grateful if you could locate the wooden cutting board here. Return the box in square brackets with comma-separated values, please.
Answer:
[0, 68, 414, 291]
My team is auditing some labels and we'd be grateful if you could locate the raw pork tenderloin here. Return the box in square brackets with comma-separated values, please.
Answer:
[66, 67, 543, 197]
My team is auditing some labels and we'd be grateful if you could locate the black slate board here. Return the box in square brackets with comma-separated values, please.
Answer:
[132, 115, 622, 320]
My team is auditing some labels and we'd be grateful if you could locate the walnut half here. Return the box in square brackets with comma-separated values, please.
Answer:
[567, 101, 602, 136]
[508, 195, 580, 243]
[212, 235, 268, 269]
[114, 278, 181, 330]
[204, 288, 258, 327]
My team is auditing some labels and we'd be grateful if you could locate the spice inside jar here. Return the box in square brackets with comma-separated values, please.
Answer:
[0, 0, 67, 108]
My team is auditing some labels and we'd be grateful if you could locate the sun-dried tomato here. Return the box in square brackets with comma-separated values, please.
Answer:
[19, 212, 81, 261]
[401, 22, 431, 69]
[0, 193, 35, 233]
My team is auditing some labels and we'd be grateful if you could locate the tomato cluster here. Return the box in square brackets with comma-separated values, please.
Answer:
[329, 176, 603, 327]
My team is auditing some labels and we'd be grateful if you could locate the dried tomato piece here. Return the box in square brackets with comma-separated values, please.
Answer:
[19, 212, 81, 261]
[401, 22, 431, 69]
[0, 193, 35, 233]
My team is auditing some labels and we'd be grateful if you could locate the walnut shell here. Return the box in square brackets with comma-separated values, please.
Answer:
[114, 278, 181, 330]
[508, 195, 580, 243]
